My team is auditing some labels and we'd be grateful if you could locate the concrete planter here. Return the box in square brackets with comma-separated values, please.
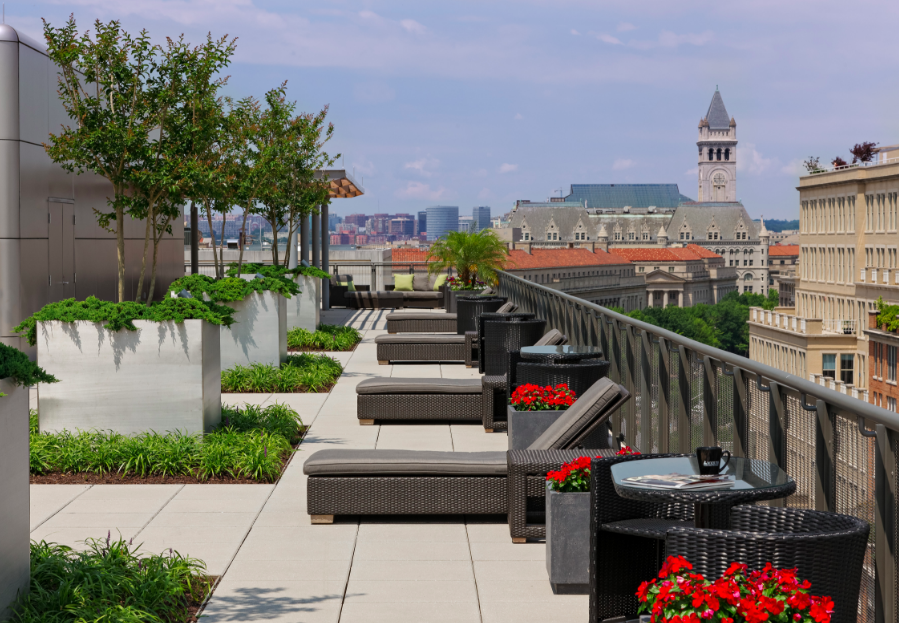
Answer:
[0, 379, 29, 617]
[221, 291, 287, 370]
[545, 486, 591, 594]
[288, 275, 320, 332]
[36, 320, 221, 435]
[507, 405, 565, 450]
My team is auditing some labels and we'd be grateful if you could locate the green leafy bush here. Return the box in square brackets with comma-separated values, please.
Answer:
[287, 324, 361, 352]
[170, 274, 299, 302]
[11, 537, 209, 623]
[0, 343, 57, 387]
[226, 262, 331, 280]
[221, 353, 342, 393]
[29, 403, 303, 482]
[876, 297, 899, 333]
[13, 296, 236, 347]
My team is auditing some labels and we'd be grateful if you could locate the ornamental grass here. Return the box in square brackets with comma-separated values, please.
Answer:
[220, 353, 342, 393]
[287, 324, 361, 352]
[11, 537, 209, 623]
[29, 403, 303, 483]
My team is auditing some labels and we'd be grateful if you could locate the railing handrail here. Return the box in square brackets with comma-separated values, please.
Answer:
[496, 269, 899, 431]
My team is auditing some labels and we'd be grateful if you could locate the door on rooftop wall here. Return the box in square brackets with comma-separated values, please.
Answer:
[48, 200, 75, 302]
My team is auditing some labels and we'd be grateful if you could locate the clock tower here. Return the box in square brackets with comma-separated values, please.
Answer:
[697, 89, 737, 202]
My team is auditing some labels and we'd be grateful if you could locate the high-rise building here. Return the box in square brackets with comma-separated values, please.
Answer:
[344, 214, 368, 229]
[458, 216, 474, 232]
[473, 206, 491, 231]
[328, 214, 343, 232]
[417, 211, 427, 235]
[426, 206, 459, 241]
[389, 218, 415, 236]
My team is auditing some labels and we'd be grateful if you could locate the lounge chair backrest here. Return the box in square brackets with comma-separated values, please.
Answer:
[481, 287, 494, 295]
[496, 302, 518, 313]
[336, 274, 353, 283]
[534, 329, 566, 347]
[527, 378, 630, 450]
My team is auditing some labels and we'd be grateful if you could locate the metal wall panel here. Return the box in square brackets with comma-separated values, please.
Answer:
[62, 203, 74, 299]
[48, 202, 62, 302]
[18, 238, 48, 330]
[0, 139, 19, 238]
[18, 142, 48, 238]
[47, 61, 70, 144]
[73, 238, 117, 302]
[0, 238, 21, 337]
[0, 40, 18, 141]
[73, 170, 115, 239]
[17, 45, 48, 147]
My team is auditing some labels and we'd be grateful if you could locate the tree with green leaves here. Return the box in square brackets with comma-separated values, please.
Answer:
[427, 229, 508, 286]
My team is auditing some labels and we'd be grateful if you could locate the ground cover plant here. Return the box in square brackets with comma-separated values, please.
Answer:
[29, 403, 303, 483]
[0, 343, 58, 394]
[287, 324, 361, 352]
[11, 536, 210, 623]
[226, 262, 331, 281]
[13, 296, 236, 347]
[221, 353, 342, 393]
[168, 274, 299, 302]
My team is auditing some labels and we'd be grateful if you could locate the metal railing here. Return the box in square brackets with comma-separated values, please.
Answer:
[804, 155, 899, 176]
[496, 270, 898, 623]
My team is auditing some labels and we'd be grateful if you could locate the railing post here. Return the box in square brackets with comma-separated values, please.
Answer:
[677, 345, 692, 454]
[625, 325, 637, 447]
[640, 329, 653, 453]
[875, 424, 896, 623]
[609, 316, 622, 440]
[658, 338, 670, 453]
[729, 367, 748, 458]
[702, 356, 718, 447]
[808, 397, 836, 512]
[766, 381, 788, 507]
[371, 264, 377, 291]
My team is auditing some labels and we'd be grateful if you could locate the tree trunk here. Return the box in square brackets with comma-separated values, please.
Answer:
[203, 199, 219, 278]
[134, 202, 153, 302]
[116, 200, 126, 303]
[146, 215, 170, 305]
[235, 203, 251, 276]
[218, 210, 228, 278]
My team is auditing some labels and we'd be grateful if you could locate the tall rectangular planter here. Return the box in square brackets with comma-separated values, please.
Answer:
[507, 405, 565, 450]
[288, 275, 320, 331]
[221, 291, 287, 370]
[545, 486, 591, 594]
[446, 288, 485, 313]
[0, 379, 29, 617]
[37, 320, 221, 435]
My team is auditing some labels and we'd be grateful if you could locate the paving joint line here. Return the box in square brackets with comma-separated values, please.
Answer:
[30, 483, 94, 532]
[131, 484, 185, 542]
[465, 521, 486, 623]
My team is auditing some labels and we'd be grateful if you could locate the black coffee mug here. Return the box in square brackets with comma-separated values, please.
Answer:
[696, 447, 731, 475]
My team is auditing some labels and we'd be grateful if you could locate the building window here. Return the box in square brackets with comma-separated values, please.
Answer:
[822, 354, 836, 380]
[638, 266, 645, 273]
[523, 233, 530, 241]
[840, 354, 854, 385]
[668, 267, 675, 272]
[888, 397, 897, 413]
[628, 232, 635, 240]
[889, 345, 898, 383]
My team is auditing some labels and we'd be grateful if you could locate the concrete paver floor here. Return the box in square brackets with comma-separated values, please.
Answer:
[30, 307, 587, 622]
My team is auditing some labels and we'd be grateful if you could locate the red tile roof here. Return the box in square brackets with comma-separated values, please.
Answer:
[768, 244, 799, 257]
[505, 248, 631, 270]
[685, 244, 722, 259]
[608, 246, 722, 262]
[391, 248, 432, 263]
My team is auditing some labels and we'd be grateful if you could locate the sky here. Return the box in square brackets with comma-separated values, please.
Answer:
[8, 1, 899, 219]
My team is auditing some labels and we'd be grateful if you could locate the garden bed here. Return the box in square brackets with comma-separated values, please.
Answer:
[29, 404, 305, 484]
[287, 324, 361, 353]
[221, 353, 343, 393]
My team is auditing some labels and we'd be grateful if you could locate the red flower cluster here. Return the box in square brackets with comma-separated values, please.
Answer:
[637, 556, 835, 623]
[617, 445, 640, 456]
[546, 455, 604, 493]
[510, 383, 577, 411]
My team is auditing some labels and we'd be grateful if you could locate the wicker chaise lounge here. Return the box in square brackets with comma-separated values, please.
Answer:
[305, 377, 630, 528]
[385, 300, 517, 335]
[358, 329, 566, 425]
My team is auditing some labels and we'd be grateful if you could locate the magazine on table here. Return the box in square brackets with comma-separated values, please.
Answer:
[622, 473, 736, 490]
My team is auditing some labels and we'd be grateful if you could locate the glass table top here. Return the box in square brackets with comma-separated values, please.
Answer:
[611, 456, 792, 493]
[520, 345, 604, 360]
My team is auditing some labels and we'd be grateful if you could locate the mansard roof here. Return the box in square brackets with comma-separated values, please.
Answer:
[665, 202, 757, 241]
[564, 184, 693, 209]
[511, 207, 589, 240]
[705, 90, 732, 131]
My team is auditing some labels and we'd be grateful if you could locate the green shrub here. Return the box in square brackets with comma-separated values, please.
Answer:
[0, 343, 57, 388]
[169, 273, 299, 302]
[29, 403, 303, 482]
[11, 537, 208, 623]
[287, 324, 361, 352]
[221, 353, 342, 393]
[876, 296, 899, 333]
[226, 262, 330, 280]
[13, 296, 236, 347]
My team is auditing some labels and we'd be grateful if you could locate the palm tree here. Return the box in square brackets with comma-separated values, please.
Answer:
[427, 229, 508, 287]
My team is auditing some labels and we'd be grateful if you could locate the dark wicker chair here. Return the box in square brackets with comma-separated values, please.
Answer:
[476, 312, 536, 373]
[463, 302, 520, 367]
[664, 507, 869, 623]
[456, 296, 507, 335]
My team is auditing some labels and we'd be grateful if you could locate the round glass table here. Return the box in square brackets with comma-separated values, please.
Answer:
[611, 455, 795, 528]
[519, 344, 605, 363]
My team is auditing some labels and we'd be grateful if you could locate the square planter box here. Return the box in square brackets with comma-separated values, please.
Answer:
[221, 290, 287, 370]
[546, 485, 591, 594]
[507, 405, 565, 450]
[446, 288, 485, 313]
[288, 275, 321, 332]
[36, 320, 221, 435]
[0, 379, 29, 617]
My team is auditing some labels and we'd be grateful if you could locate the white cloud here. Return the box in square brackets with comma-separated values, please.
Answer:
[499, 163, 518, 174]
[404, 157, 440, 177]
[400, 19, 427, 35]
[685, 167, 699, 176]
[514, 113, 524, 120]
[395, 181, 448, 201]
[613, 158, 635, 171]
[353, 81, 395, 104]
[658, 30, 714, 47]
[781, 159, 806, 177]
[571, 29, 581, 36]
[617, 22, 636, 32]
[737, 143, 774, 175]
[594, 33, 623, 45]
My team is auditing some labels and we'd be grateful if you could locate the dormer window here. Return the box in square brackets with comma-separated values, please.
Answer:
[628, 232, 635, 241]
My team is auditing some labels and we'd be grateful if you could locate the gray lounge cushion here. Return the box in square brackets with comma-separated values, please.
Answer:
[304, 449, 508, 476]
[496, 302, 517, 313]
[528, 378, 628, 450]
[376, 334, 466, 344]
[357, 377, 481, 395]
[401, 291, 443, 300]
[386, 312, 458, 321]
[534, 329, 566, 347]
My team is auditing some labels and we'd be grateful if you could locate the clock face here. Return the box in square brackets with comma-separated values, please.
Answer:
[713, 173, 726, 185]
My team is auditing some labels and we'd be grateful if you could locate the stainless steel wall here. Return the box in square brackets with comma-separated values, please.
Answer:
[0, 25, 184, 354]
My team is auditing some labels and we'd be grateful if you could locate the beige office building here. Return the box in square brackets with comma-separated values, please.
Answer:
[748, 153, 899, 398]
